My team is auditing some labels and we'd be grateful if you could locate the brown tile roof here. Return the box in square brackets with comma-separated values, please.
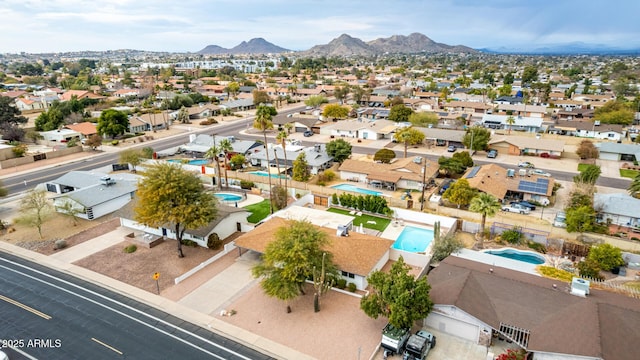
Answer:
[234, 217, 393, 276]
[429, 256, 640, 360]
[489, 136, 565, 152]
[463, 164, 555, 198]
[65, 122, 97, 135]
[339, 158, 439, 184]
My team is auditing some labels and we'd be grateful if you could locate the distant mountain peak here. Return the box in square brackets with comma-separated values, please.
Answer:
[197, 38, 289, 55]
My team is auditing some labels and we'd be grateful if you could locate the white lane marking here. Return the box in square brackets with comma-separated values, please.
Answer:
[91, 337, 123, 355]
[8, 346, 39, 360]
[0, 258, 254, 360]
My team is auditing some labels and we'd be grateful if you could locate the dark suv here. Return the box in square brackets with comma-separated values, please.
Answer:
[487, 149, 498, 158]
[303, 130, 314, 137]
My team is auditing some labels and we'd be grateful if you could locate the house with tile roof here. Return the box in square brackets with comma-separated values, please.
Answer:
[234, 216, 394, 290]
[488, 136, 565, 157]
[462, 164, 554, 204]
[426, 255, 640, 360]
[338, 157, 439, 191]
[64, 122, 98, 141]
[59, 90, 104, 102]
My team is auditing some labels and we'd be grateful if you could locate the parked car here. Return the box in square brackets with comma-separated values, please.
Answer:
[439, 179, 454, 195]
[487, 149, 498, 158]
[530, 169, 551, 177]
[447, 145, 457, 152]
[511, 201, 536, 211]
[518, 161, 535, 168]
[553, 211, 567, 228]
[540, 152, 551, 158]
[501, 204, 530, 214]
[303, 130, 314, 137]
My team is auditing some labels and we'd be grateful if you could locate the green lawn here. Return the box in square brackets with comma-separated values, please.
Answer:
[244, 199, 272, 223]
[577, 163, 590, 172]
[620, 169, 640, 179]
[326, 208, 391, 232]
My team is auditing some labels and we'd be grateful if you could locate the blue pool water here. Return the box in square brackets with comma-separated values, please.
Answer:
[214, 193, 243, 202]
[248, 171, 288, 179]
[392, 226, 434, 253]
[167, 159, 210, 166]
[331, 184, 382, 196]
[484, 249, 546, 265]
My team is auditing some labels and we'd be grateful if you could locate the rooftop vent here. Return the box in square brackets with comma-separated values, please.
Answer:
[570, 277, 590, 297]
[100, 176, 115, 186]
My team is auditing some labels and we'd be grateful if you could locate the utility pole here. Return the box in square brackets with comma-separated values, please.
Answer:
[420, 157, 427, 211]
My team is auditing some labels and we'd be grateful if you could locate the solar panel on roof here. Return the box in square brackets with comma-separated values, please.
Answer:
[466, 166, 481, 178]
[517, 178, 549, 195]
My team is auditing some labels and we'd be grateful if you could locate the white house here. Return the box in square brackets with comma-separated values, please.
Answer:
[48, 172, 137, 221]
[40, 129, 82, 143]
[118, 201, 250, 248]
[594, 193, 640, 228]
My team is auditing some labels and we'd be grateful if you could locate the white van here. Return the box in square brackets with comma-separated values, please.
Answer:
[553, 211, 567, 227]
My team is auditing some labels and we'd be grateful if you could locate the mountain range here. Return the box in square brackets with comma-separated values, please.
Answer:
[197, 32, 476, 56]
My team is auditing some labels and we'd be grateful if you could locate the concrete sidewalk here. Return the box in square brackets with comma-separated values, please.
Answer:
[49, 227, 130, 263]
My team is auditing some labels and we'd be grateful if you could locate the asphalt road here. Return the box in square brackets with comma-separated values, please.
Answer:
[0, 102, 630, 195]
[0, 252, 273, 360]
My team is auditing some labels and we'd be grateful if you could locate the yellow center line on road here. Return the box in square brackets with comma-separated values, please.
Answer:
[91, 337, 123, 355]
[0, 294, 52, 320]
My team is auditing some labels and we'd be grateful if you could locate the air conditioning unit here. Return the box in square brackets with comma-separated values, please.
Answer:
[570, 277, 590, 297]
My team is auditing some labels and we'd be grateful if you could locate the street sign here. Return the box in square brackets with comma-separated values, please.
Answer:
[153, 272, 160, 280]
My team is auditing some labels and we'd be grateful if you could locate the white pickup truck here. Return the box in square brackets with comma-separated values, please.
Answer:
[501, 204, 530, 215]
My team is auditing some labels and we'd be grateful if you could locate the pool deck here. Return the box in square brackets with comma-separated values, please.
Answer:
[379, 220, 434, 241]
[453, 248, 541, 275]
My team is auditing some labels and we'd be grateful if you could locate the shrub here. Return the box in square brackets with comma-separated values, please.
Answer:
[199, 118, 218, 125]
[336, 278, 347, 289]
[332, 193, 339, 205]
[111, 140, 119, 146]
[240, 180, 254, 189]
[347, 282, 357, 292]
[207, 233, 223, 250]
[537, 266, 574, 282]
[577, 258, 604, 280]
[527, 241, 547, 254]
[181, 239, 198, 247]
[54, 239, 67, 250]
[123, 244, 137, 253]
[501, 228, 523, 244]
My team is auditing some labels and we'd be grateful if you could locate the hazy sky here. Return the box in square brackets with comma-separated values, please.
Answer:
[2, 0, 639, 53]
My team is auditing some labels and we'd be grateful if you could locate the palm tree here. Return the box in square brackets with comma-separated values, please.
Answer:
[629, 174, 640, 198]
[469, 193, 502, 249]
[276, 130, 290, 197]
[205, 142, 222, 191]
[506, 115, 515, 135]
[218, 138, 233, 190]
[254, 104, 277, 214]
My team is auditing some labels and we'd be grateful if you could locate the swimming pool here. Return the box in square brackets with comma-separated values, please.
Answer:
[248, 171, 288, 179]
[483, 248, 546, 265]
[331, 184, 382, 196]
[214, 193, 244, 202]
[392, 226, 434, 253]
[167, 159, 210, 166]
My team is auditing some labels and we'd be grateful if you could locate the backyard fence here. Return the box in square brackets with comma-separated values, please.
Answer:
[491, 222, 550, 245]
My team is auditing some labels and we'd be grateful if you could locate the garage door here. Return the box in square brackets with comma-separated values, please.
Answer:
[426, 312, 479, 343]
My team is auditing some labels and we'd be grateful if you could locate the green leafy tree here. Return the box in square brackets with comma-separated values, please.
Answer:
[322, 103, 349, 121]
[443, 179, 477, 209]
[521, 66, 539, 85]
[97, 109, 129, 139]
[141, 146, 154, 159]
[374, 148, 396, 164]
[134, 163, 218, 258]
[576, 140, 599, 160]
[565, 206, 596, 233]
[452, 151, 474, 168]
[577, 258, 603, 279]
[177, 106, 190, 124]
[388, 104, 414, 123]
[84, 134, 103, 150]
[270, 184, 288, 211]
[57, 201, 82, 226]
[587, 244, 625, 271]
[254, 104, 277, 214]
[498, 84, 513, 97]
[462, 126, 491, 151]
[0, 96, 28, 127]
[431, 233, 463, 263]
[230, 154, 246, 170]
[252, 89, 271, 106]
[594, 100, 634, 125]
[360, 256, 433, 329]
[438, 156, 466, 176]
[393, 127, 425, 158]
[333, 86, 350, 104]
[252, 220, 337, 312]
[18, 189, 52, 239]
[205, 143, 223, 190]
[408, 112, 438, 128]
[573, 164, 601, 185]
[119, 149, 143, 172]
[304, 95, 328, 109]
[469, 193, 502, 248]
[34, 108, 64, 131]
[326, 138, 352, 163]
[225, 82, 240, 98]
[292, 152, 311, 182]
